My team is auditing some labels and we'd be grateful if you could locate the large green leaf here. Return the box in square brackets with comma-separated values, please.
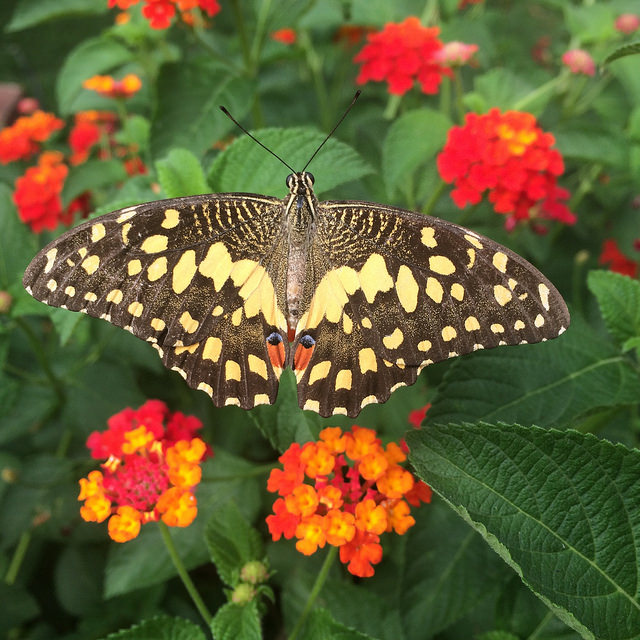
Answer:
[426, 315, 640, 427]
[381, 108, 452, 198]
[210, 603, 261, 640]
[151, 61, 253, 160]
[208, 127, 372, 197]
[604, 41, 640, 66]
[56, 37, 134, 115]
[204, 501, 264, 587]
[300, 609, 375, 640]
[155, 148, 210, 199]
[61, 160, 128, 207]
[104, 615, 207, 640]
[407, 423, 640, 640]
[587, 270, 640, 346]
[6, 0, 107, 31]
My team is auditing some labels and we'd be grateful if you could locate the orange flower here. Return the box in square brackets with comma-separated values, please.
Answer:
[354, 17, 452, 95]
[78, 400, 210, 542]
[83, 74, 142, 99]
[0, 110, 64, 164]
[267, 425, 429, 577]
[107, 0, 220, 29]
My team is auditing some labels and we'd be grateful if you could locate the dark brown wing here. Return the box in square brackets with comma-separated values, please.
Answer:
[23, 193, 291, 410]
[290, 201, 570, 417]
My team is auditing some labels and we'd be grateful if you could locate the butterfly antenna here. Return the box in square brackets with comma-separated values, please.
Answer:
[219, 106, 296, 173]
[302, 90, 361, 172]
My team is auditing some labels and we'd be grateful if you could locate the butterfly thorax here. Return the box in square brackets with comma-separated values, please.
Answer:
[284, 172, 317, 336]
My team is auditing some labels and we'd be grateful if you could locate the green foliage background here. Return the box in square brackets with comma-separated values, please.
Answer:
[1, 1, 639, 639]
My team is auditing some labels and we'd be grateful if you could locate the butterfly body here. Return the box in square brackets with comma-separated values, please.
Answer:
[23, 172, 570, 417]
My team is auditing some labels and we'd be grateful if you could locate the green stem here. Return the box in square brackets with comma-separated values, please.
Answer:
[249, 0, 273, 65]
[422, 178, 448, 217]
[512, 72, 566, 112]
[452, 71, 466, 124]
[230, 0, 253, 73]
[5, 531, 31, 585]
[159, 521, 212, 624]
[420, 0, 439, 24]
[300, 31, 330, 130]
[289, 545, 338, 640]
[569, 163, 602, 211]
[383, 93, 402, 120]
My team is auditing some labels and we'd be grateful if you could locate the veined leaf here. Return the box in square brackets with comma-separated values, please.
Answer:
[155, 148, 210, 199]
[6, 0, 107, 32]
[407, 423, 640, 640]
[604, 41, 640, 65]
[210, 602, 261, 640]
[105, 615, 207, 639]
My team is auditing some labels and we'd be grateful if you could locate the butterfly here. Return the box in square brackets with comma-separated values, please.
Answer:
[23, 100, 570, 418]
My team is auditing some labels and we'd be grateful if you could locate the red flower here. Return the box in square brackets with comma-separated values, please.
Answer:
[599, 239, 638, 278]
[408, 404, 431, 428]
[615, 14, 640, 34]
[266, 426, 430, 578]
[354, 17, 452, 96]
[12, 151, 75, 232]
[107, 0, 219, 29]
[562, 49, 596, 76]
[83, 74, 142, 99]
[0, 110, 64, 164]
[437, 108, 576, 229]
[79, 400, 210, 542]
[271, 28, 296, 45]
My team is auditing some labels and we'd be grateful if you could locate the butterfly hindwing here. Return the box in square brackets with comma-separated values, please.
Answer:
[23, 193, 291, 410]
[291, 201, 570, 417]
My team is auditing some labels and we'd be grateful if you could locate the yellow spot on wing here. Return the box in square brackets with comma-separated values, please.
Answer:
[534, 314, 545, 327]
[464, 234, 483, 249]
[107, 289, 123, 304]
[175, 343, 198, 355]
[304, 399, 320, 413]
[514, 319, 525, 330]
[343, 314, 353, 334]
[358, 348, 377, 374]
[382, 327, 404, 349]
[361, 317, 372, 329]
[225, 360, 241, 381]
[140, 235, 168, 254]
[466, 248, 476, 268]
[128, 301, 144, 317]
[418, 340, 431, 352]
[494, 284, 512, 306]
[335, 369, 352, 390]
[450, 283, 465, 301]
[147, 256, 168, 281]
[81, 255, 100, 275]
[539, 283, 550, 310]
[442, 326, 457, 341]
[128, 260, 142, 276]
[465, 316, 480, 331]
[202, 337, 222, 362]
[248, 354, 268, 380]
[179, 310, 199, 333]
[396, 265, 419, 313]
[44, 248, 57, 273]
[231, 308, 243, 326]
[492, 252, 508, 273]
[84, 292, 97, 302]
[359, 253, 393, 303]
[429, 255, 456, 275]
[426, 277, 443, 303]
[254, 394, 270, 406]
[421, 227, 437, 248]
[199, 242, 232, 290]
[121, 223, 132, 245]
[161, 208, 180, 229]
[65, 286, 76, 297]
[308, 360, 331, 385]
[172, 250, 197, 294]
[151, 317, 166, 331]
[491, 323, 504, 333]
[91, 223, 106, 242]
[46, 279, 57, 291]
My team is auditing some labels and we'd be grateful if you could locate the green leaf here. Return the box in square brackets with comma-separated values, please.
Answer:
[587, 270, 640, 346]
[563, 4, 616, 42]
[300, 608, 375, 640]
[382, 108, 452, 197]
[554, 126, 627, 166]
[426, 315, 640, 427]
[115, 115, 151, 150]
[49, 307, 85, 346]
[56, 37, 134, 115]
[471, 69, 544, 114]
[250, 370, 319, 451]
[0, 184, 38, 289]
[103, 615, 206, 639]
[155, 148, 210, 199]
[0, 583, 39, 633]
[205, 501, 264, 587]
[209, 127, 372, 198]
[61, 160, 128, 207]
[477, 633, 519, 640]
[604, 41, 640, 65]
[151, 60, 253, 160]
[407, 423, 640, 640]
[210, 602, 261, 640]
[6, 0, 107, 31]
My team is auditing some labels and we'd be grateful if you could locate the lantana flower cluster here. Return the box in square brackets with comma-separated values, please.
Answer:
[599, 239, 639, 278]
[0, 76, 146, 232]
[437, 108, 576, 229]
[266, 426, 431, 578]
[354, 17, 454, 96]
[78, 400, 210, 542]
[107, 0, 220, 30]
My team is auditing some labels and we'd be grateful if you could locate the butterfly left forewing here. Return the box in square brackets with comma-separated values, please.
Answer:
[23, 193, 291, 410]
[292, 201, 570, 417]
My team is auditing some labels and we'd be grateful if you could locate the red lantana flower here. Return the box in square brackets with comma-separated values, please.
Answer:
[562, 49, 596, 76]
[437, 108, 576, 229]
[271, 28, 296, 45]
[79, 400, 211, 542]
[354, 17, 452, 96]
[13, 151, 73, 232]
[68, 111, 117, 165]
[107, 0, 220, 29]
[266, 426, 431, 578]
[599, 239, 638, 278]
[0, 110, 64, 164]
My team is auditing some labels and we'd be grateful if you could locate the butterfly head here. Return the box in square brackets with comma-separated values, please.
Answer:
[286, 172, 315, 196]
